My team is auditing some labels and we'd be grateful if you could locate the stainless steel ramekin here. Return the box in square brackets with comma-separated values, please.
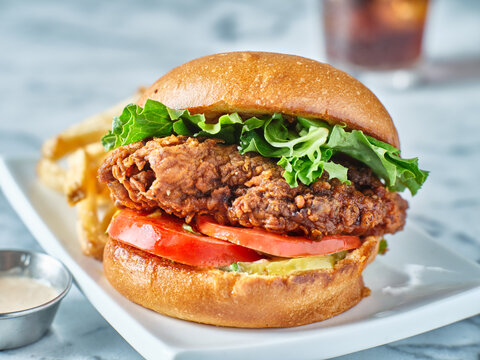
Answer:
[0, 250, 72, 350]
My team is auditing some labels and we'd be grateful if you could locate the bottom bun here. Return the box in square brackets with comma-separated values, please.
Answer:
[103, 236, 380, 328]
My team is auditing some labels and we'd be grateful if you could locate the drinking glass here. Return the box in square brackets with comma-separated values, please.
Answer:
[323, 0, 430, 88]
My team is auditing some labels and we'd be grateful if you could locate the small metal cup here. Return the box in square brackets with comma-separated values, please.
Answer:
[0, 250, 72, 350]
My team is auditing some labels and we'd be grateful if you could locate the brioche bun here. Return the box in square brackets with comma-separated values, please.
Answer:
[103, 236, 379, 328]
[139, 51, 399, 148]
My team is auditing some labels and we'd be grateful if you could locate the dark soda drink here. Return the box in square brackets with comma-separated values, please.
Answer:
[323, 0, 429, 69]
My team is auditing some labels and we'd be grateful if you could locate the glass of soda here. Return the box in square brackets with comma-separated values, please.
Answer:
[323, 0, 429, 87]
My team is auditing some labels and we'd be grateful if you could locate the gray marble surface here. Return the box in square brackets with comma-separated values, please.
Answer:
[1, 0, 479, 359]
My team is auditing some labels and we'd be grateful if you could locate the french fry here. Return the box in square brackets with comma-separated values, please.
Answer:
[100, 205, 117, 233]
[64, 148, 88, 206]
[84, 142, 112, 204]
[76, 205, 107, 260]
[37, 158, 67, 193]
[96, 186, 112, 206]
[85, 142, 106, 161]
[76, 158, 108, 260]
[41, 124, 108, 161]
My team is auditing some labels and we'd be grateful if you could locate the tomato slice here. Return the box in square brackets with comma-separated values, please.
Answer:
[108, 209, 263, 267]
[196, 216, 362, 257]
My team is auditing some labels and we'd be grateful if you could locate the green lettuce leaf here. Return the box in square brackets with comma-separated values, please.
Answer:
[101, 99, 246, 150]
[101, 99, 428, 194]
[326, 125, 429, 195]
[378, 239, 388, 255]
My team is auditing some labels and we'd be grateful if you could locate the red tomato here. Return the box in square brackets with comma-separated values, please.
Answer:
[196, 216, 362, 257]
[108, 210, 263, 267]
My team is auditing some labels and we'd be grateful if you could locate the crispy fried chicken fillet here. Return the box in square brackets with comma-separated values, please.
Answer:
[98, 135, 407, 239]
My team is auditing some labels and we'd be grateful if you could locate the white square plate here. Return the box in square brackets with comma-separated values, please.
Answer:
[1, 155, 479, 360]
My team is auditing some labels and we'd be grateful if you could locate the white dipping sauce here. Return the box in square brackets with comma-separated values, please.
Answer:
[0, 276, 59, 313]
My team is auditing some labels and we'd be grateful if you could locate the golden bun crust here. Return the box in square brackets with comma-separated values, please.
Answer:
[103, 236, 380, 328]
[138, 51, 399, 148]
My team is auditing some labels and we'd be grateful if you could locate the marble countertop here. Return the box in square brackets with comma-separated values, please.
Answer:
[1, 0, 479, 359]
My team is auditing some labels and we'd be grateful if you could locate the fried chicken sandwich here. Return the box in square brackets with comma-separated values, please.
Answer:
[98, 52, 428, 328]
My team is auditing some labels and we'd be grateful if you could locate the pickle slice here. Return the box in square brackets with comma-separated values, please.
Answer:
[224, 251, 347, 276]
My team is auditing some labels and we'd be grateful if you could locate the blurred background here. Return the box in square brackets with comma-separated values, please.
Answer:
[1, 0, 480, 151]
[1, 0, 479, 359]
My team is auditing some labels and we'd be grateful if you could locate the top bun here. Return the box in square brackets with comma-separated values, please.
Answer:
[138, 51, 400, 149]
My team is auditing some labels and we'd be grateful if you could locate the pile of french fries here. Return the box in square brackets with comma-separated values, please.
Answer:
[37, 90, 144, 260]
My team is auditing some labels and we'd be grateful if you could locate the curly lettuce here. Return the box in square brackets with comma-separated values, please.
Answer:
[101, 99, 428, 194]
